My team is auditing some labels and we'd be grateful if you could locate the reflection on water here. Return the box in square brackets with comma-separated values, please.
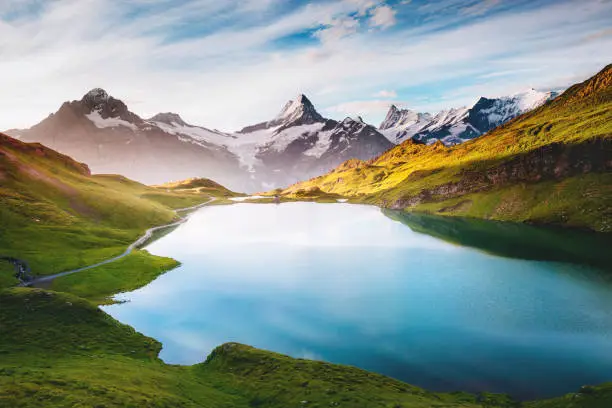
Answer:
[384, 210, 612, 272]
[103, 203, 612, 400]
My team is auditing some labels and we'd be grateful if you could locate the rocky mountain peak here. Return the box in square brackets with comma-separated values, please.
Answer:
[79, 87, 134, 122]
[150, 112, 188, 127]
[342, 116, 365, 125]
[81, 88, 110, 109]
[274, 94, 324, 125]
[380, 105, 428, 130]
[380, 104, 402, 130]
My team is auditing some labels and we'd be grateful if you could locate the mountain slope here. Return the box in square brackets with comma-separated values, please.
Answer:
[7, 89, 248, 190]
[0, 132, 229, 285]
[280, 64, 612, 231]
[380, 89, 558, 145]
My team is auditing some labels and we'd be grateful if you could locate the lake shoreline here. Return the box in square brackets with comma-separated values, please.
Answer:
[102, 201, 612, 400]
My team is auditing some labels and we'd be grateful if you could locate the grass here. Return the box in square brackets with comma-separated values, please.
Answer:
[406, 173, 612, 231]
[197, 343, 519, 408]
[0, 288, 243, 407]
[279, 64, 612, 232]
[152, 177, 243, 199]
[524, 384, 612, 408]
[50, 250, 179, 305]
[0, 261, 17, 288]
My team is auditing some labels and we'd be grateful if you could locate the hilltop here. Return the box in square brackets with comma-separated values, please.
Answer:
[153, 177, 242, 197]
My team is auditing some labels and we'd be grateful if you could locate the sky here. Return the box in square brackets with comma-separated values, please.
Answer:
[0, 0, 610, 131]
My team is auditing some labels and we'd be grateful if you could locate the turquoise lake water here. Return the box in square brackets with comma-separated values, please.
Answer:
[103, 202, 612, 400]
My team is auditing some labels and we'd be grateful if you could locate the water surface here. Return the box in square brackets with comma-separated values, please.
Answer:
[104, 203, 612, 400]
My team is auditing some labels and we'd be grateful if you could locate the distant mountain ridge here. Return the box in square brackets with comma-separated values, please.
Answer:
[7, 88, 247, 190]
[145, 93, 393, 188]
[380, 89, 559, 145]
[4, 85, 562, 192]
[7, 91, 392, 192]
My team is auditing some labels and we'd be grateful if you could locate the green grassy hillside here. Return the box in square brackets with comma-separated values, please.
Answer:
[279, 65, 612, 231]
[0, 133, 228, 288]
[50, 250, 179, 305]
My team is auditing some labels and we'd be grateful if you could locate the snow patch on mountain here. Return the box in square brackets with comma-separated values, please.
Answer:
[514, 89, 554, 111]
[478, 89, 554, 125]
[263, 123, 326, 153]
[150, 120, 236, 147]
[304, 129, 334, 157]
[86, 111, 137, 131]
[430, 107, 469, 127]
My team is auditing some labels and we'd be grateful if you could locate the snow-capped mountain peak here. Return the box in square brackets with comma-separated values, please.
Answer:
[77, 88, 143, 130]
[379, 104, 401, 130]
[430, 107, 469, 127]
[379, 105, 433, 143]
[238, 94, 325, 134]
[273, 94, 324, 126]
[380, 104, 406, 130]
[380, 105, 433, 130]
[509, 88, 554, 111]
[379, 88, 559, 146]
[468, 89, 557, 134]
[149, 112, 188, 127]
[81, 88, 111, 111]
[342, 116, 365, 125]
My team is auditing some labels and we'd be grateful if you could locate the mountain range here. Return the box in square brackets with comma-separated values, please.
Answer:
[7, 91, 393, 192]
[279, 65, 612, 232]
[379, 89, 559, 145]
[7, 88, 247, 190]
[6, 86, 561, 192]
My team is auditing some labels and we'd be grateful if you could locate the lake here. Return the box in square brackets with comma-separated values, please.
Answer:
[103, 202, 612, 400]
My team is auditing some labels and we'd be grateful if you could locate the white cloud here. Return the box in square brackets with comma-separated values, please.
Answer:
[0, 0, 610, 131]
[373, 90, 397, 98]
[369, 5, 397, 29]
